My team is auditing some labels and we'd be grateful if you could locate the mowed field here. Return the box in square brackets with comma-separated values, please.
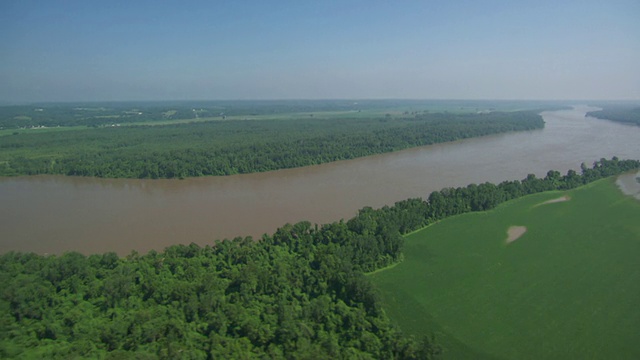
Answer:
[371, 178, 640, 359]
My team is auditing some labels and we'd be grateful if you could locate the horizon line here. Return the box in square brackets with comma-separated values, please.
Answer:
[2, 98, 639, 106]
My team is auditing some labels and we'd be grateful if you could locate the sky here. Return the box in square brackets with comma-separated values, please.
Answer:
[1, 0, 639, 103]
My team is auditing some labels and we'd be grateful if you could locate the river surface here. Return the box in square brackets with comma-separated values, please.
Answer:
[1, 106, 639, 255]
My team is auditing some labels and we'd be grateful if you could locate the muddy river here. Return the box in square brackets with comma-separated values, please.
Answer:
[1, 106, 639, 255]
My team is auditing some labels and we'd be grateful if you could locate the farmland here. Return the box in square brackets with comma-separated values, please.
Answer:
[371, 177, 640, 359]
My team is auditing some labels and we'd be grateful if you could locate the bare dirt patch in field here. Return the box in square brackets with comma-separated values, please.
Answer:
[537, 196, 570, 206]
[506, 226, 527, 244]
[616, 171, 640, 200]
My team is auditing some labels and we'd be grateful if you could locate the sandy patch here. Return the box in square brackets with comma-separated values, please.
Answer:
[616, 171, 640, 200]
[506, 226, 527, 244]
[539, 195, 571, 205]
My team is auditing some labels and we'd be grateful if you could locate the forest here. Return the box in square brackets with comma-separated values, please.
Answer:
[1, 157, 638, 359]
[0, 100, 565, 130]
[587, 104, 640, 126]
[0, 110, 544, 178]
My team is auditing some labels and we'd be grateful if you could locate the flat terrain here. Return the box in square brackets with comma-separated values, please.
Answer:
[0, 99, 565, 137]
[371, 178, 640, 359]
[0, 101, 546, 178]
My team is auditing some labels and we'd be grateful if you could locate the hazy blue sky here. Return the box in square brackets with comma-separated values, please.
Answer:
[1, 0, 638, 102]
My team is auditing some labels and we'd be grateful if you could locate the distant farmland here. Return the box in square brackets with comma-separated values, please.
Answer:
[371, 178, 640, 359]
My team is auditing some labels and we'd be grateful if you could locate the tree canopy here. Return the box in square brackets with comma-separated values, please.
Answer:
[587, 105, 640, 126]
[0, 110, 544, 178]
[1, 157, 637, 359]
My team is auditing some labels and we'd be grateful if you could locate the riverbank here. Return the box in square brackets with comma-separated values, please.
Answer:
[2, 107, 640, 255]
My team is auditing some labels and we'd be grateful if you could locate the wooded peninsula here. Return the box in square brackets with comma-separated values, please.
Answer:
[587, 104, 640, 126]
[0, 101, 549, 178]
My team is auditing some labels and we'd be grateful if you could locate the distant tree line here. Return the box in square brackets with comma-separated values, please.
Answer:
[0, 100, 384, 129]
[587, 105, 640, 126]
[0, 100, 567, 129]
[1, 157, 637, 359]
[0, 104, 198, 129]
[0, 111, 544, 178]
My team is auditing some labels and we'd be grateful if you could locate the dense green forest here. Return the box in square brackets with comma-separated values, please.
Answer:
[587, 104, 640, 126]
[0, 110, 544, 178]
[1, 157, 637, 359]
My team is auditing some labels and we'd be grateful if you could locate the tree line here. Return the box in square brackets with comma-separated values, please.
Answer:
[1, 157, 638, 359]
[0, 104, 197, 129]
[0, 111, 544, 178]
[587, 105, 640, 126]
[0, 100, 567, 130]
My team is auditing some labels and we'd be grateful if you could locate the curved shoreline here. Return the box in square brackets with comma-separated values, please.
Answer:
[2, 107, 640, 255]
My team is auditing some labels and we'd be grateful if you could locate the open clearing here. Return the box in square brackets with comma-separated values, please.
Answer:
[371, 178, 640, 359]
[616, 170, 640, 200]
[505, 226, 527, 243]
[538, 195, 570, 205]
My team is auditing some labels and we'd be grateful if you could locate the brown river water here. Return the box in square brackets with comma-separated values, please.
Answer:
[1, 106, 639, 255]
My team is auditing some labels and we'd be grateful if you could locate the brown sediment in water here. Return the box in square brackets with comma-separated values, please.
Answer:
[506, 226, 527, 244]
[2, 107, 640, 255]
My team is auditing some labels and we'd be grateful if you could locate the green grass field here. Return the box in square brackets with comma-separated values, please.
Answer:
[371, 178, 640, 359]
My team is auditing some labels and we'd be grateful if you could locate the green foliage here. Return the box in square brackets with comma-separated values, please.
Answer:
[347, 158, 639, 239]
[0, 222, 425, 358]
[372, 178, 640, 359]
[0, 109, 544, 178]
[0, 103, 194, 129]
[587, 105, 640, 126]
[0, 99, 567, 130]
[1, 158, 636, 358]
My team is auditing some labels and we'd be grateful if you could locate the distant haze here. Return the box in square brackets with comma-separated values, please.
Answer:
[1, 1, 639, 103]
